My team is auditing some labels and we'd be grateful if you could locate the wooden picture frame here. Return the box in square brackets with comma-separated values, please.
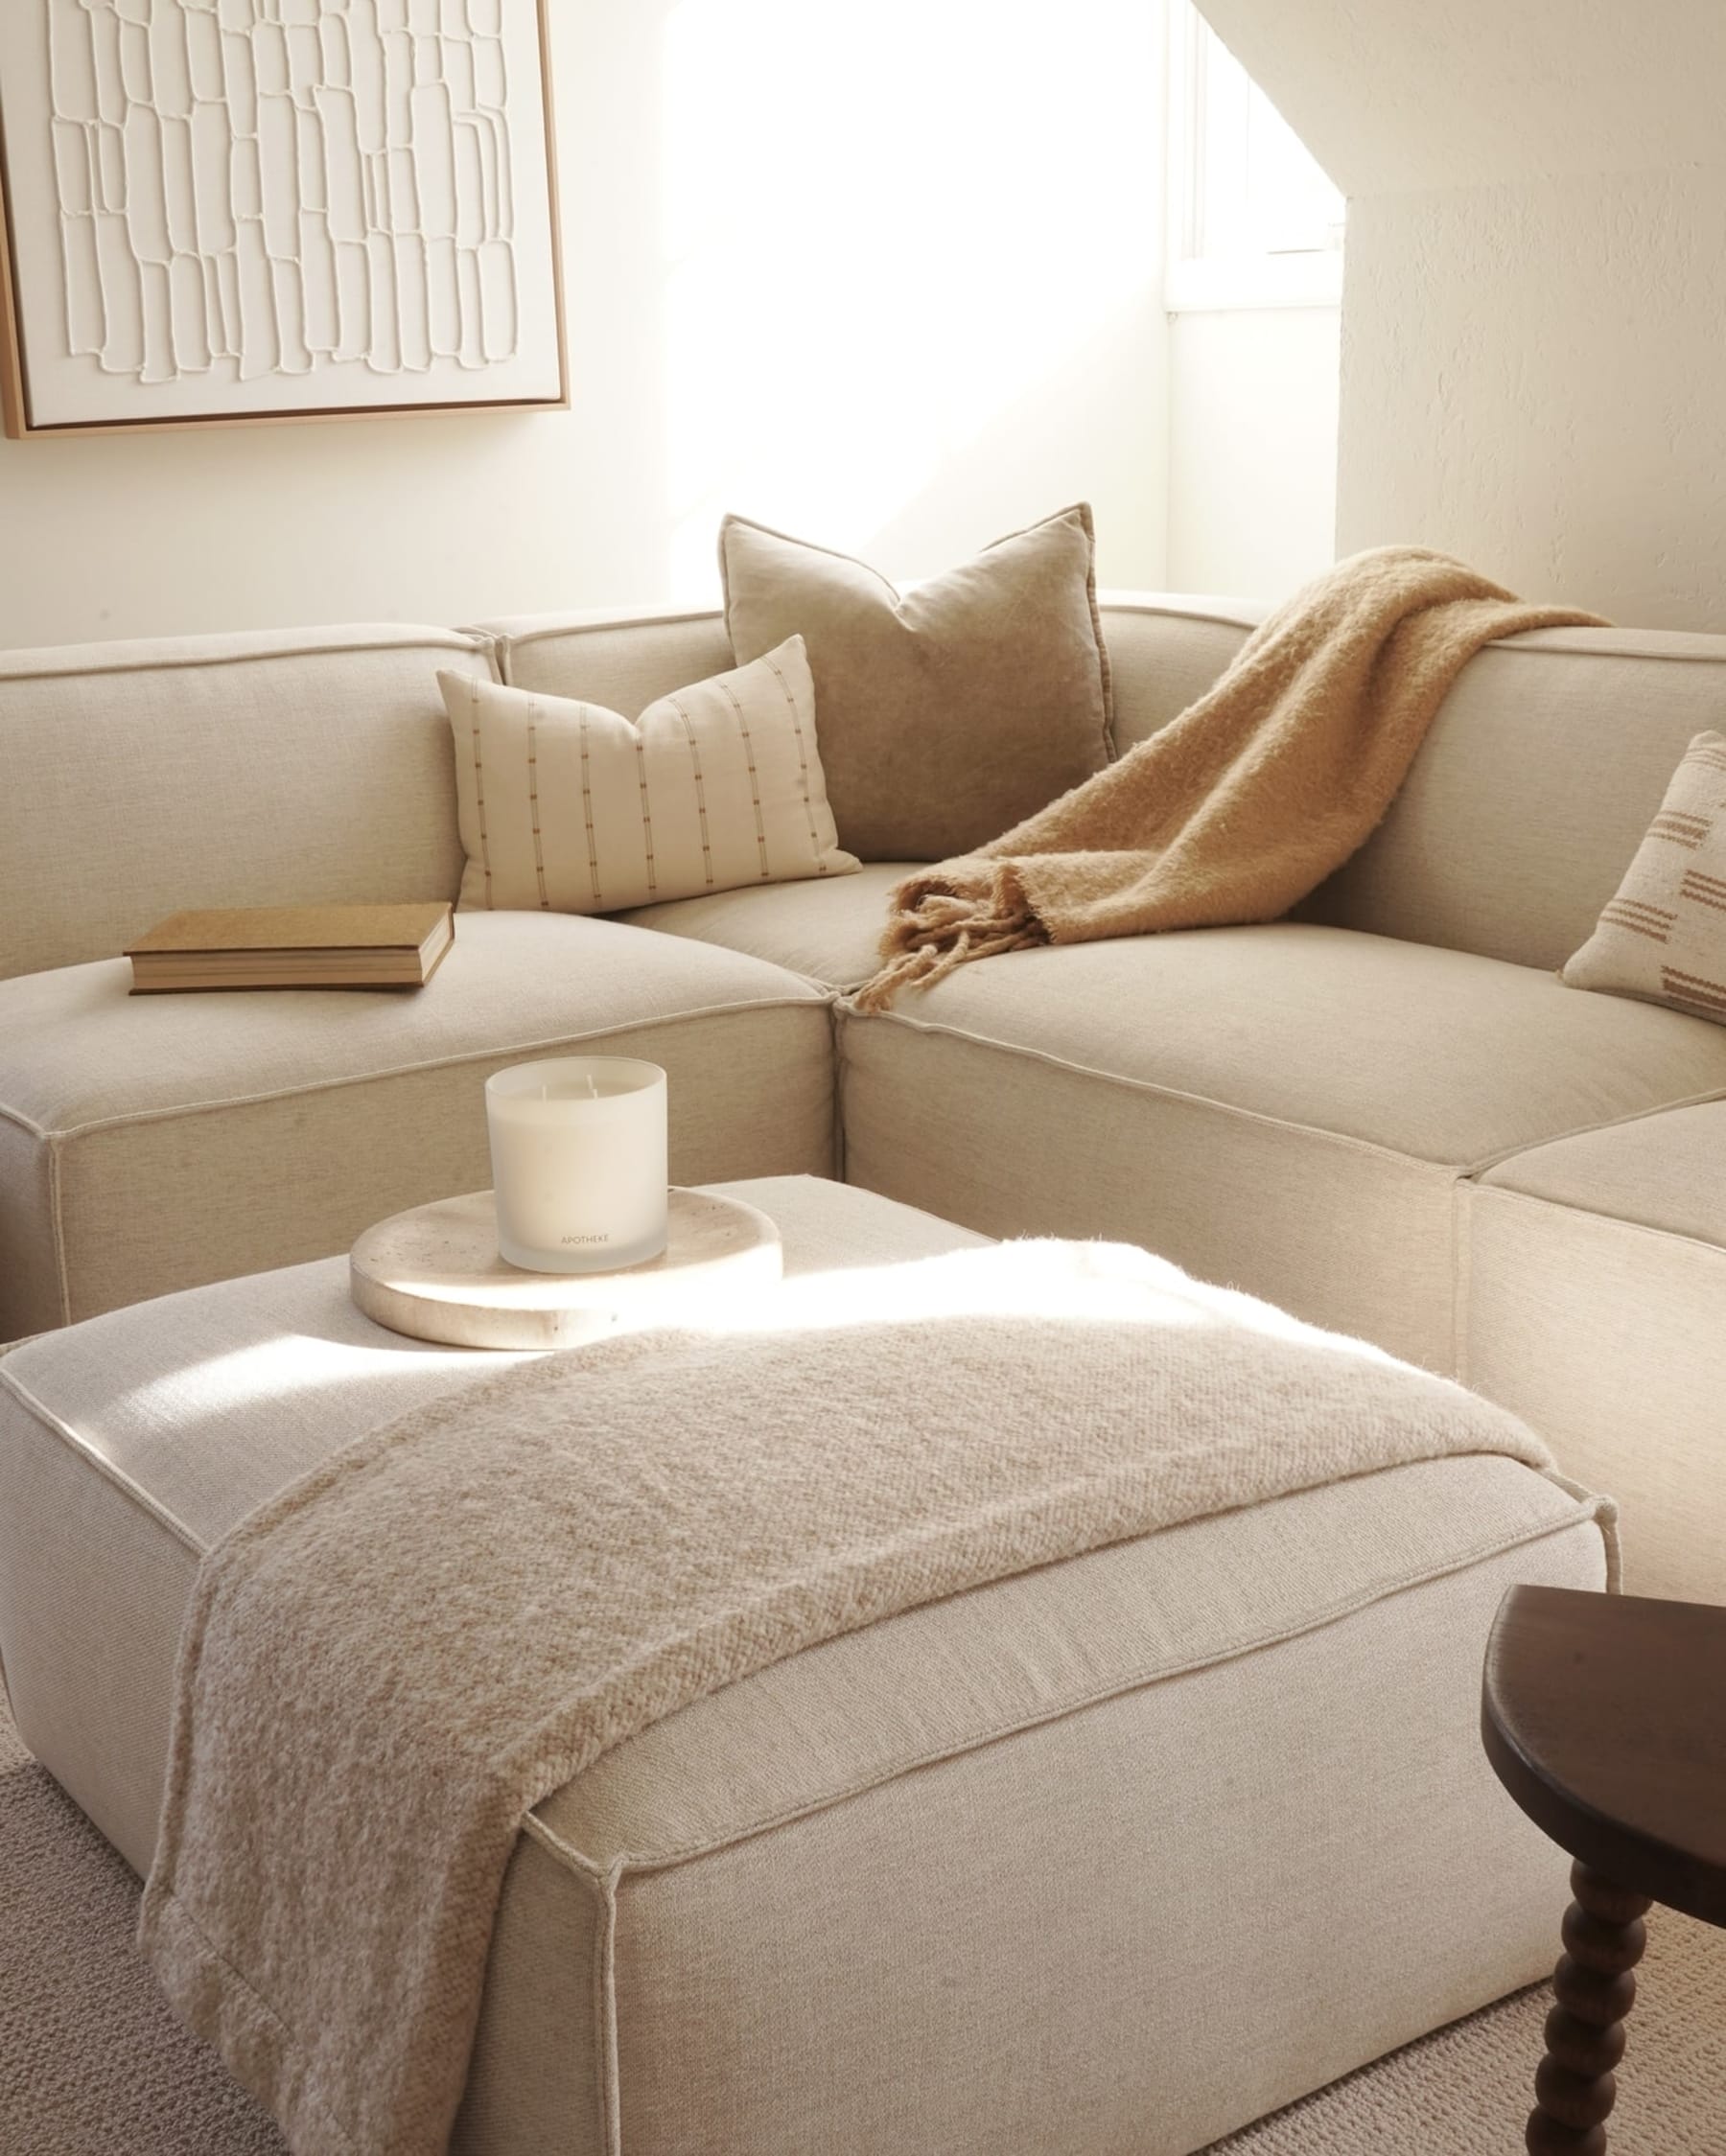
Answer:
[0, 1, 568, 439]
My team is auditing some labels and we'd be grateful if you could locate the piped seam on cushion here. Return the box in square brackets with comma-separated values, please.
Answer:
[1451, 1173, 1474, 1383]
[551, 1492, 1608, 1879]
[839, 1002, 1475, 1171]
[506, 1822, 618, 2156]
[1461, 1081, 1726, 1181]
[1095, 593, 1265, 632]
[1463, 1176, 1726, 1266]
[48, 1135, 70, 1328]
[826, 1005, 847, 1180]
[842, 1003, 1726, 1177]
[0, 632, 493, 686]
[27, 995, 836, 1140]
[1465, 633, 1726, 668]
[0, 1364, 205, 1554]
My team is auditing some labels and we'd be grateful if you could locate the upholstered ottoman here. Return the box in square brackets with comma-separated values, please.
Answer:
[0, 1175, 1610, 2156]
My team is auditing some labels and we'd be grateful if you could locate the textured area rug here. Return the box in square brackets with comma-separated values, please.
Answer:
[2, 1692, 1721, 2154]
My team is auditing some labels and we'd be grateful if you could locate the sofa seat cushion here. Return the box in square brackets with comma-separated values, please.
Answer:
[1477, 1098, 1726, 1246]
[1462, 1101, 1726, 1603]
[838, 923, 1726, 1368]
[0, 1175, 1607, 2156]
[619, 862, 919, 989]
[0, 915, 834, 1336]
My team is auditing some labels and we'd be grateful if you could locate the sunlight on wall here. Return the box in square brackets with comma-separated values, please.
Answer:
[661, 0, 1164, 592]
[0, 0, 1170, 645]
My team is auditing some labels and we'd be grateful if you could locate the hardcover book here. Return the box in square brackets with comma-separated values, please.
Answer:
[126, 904, 454, 994]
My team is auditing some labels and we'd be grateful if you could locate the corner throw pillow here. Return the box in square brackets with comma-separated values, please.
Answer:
[1562, 730, 1726, 1023]
[719, 504, 1113, 861]
[440, 638, 858, 916]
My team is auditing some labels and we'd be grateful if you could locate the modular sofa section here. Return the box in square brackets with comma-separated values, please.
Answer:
[0, 623, 495, 983]
[836, 925, 1726, 1372]
[0, 1179, 1607, 2156]
[1462, 1100, 1726, 1604]
[0, 916, 834, 1335]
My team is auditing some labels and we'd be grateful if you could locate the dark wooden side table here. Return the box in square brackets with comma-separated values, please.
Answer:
[1481, 1585, 1726, 2155]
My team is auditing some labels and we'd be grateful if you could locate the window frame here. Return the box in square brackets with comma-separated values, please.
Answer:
[1165, 0, 1344, 313]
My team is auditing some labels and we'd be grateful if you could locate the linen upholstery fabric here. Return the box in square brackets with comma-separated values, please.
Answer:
[440, 641, 856, 916]
[1560, 731, 1726, 1021]
[135, 1239, 1572, 2156]
[1099, 594, 1260, 752]
[476, 601, 1726, 973]
[1464, 1101, 1726, 1604]
[862, 548, 1604, 1008]
[475, 596, 1245, 756]
[0, 1182, 989, 1871]
[1302, 626, 1726, 969]
[0, 1180, 1610, 2156]
[836, 923, 1726, 1368]
[478, 606, 737, 714]
[0, 915, 832, 1337]
[619, 864, 921, 989]
[718, 505, 1112, 860]
[0, 625, 493, 983]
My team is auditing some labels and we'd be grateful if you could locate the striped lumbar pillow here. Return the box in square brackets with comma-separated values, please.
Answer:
[439, 637, 858, 915]
[1562, 730, 1726, 1023]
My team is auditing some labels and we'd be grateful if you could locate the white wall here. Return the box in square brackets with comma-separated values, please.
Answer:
[1165, 305, 1339, 600]
[0, 0, 1168, 650]
[1189, 0, 1726, 629]
[1338, 167, 1726, 627]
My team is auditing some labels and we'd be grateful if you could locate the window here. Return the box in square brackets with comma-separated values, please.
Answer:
[1167, 1, 1344, 311]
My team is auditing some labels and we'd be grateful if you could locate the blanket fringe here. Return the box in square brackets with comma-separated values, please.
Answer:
[854, 881, 1045, 1011]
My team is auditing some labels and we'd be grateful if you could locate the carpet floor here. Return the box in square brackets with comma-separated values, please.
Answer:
[3, 1693, 1722, 2154]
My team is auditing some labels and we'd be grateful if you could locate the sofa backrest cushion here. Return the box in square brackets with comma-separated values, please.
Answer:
[1301, 628, 1726, 970]
[484, 608, 738, 714]
[35, 596, 1715, 989]
[1098, 597, 1262, 754]
[481, 599, 1262, 751]
[1091, 606, 1726, 972]
[1, 625, 493, 982]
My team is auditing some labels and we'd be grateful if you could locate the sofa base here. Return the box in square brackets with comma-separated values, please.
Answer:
[0, 1176, 1609, 2155]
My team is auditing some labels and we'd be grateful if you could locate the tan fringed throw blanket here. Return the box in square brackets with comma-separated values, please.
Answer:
[857, 545, 1606, 1009]
[138, 1240, 1590, 2156]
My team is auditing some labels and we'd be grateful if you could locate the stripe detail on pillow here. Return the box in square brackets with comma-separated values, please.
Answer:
[440, 635, 858, 916]
[461, 676, 495, 910]
[1563, 730, 1726, 1025]
[717, 676, 772, 879]
[578, 707, 601, 909]
[668, 696, 716, 890]
[1662, 967, 1726, 1019]
[526, 713, 549, 910]
[763, 644, 828, 874]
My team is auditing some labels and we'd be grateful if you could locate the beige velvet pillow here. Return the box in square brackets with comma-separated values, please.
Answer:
[719, 504, 1113, 861]
[440, 638, 858, 915]
[1562, 730, 1726, 1022]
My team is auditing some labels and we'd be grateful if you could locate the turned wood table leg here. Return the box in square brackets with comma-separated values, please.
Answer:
[1525, 1863, 1651, 2156]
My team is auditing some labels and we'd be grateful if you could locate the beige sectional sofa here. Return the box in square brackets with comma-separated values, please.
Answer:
[3, 599, 1724, 1598]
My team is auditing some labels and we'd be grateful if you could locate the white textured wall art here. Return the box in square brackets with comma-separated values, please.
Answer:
[0, 1, 565, 433]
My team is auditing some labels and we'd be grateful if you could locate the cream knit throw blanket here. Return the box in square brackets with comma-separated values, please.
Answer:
[137, 1240, 1583, 2156]
[856, 546, 1605, 1009]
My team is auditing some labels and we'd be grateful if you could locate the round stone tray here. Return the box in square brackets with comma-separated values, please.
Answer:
[350, 1187, 782, 1350]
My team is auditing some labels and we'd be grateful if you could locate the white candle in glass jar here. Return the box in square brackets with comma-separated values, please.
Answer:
[485, 1057, 669, 1274]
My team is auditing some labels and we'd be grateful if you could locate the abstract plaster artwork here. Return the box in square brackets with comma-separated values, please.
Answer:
[0, 0, 565, 433]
